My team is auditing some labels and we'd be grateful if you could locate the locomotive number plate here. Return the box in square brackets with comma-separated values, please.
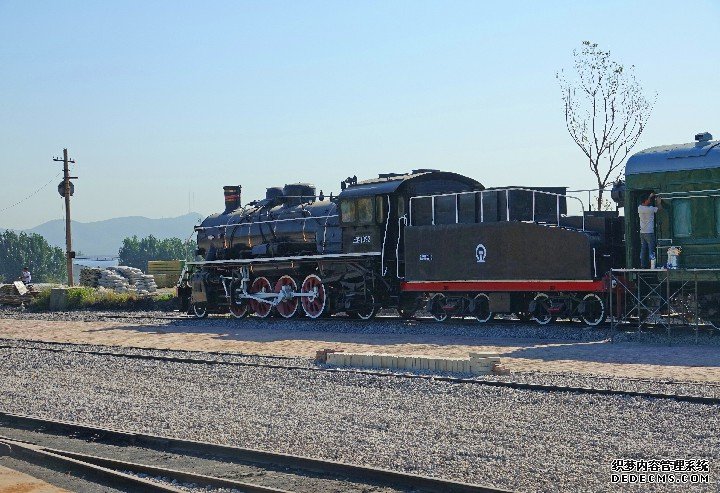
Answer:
[353, 235, 371, 244]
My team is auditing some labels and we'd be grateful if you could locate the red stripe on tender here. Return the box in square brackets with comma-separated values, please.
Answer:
[400, 280, 606, 293]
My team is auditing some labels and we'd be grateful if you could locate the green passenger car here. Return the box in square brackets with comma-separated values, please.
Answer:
[624, 132, 720, 271]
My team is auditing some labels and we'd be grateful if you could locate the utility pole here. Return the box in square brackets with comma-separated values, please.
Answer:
[53, 149, 77, 286]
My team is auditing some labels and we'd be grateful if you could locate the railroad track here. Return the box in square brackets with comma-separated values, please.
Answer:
[0, 412, 505, 493]
[11, 311, 716, 336]
[1, 338, 719, 405]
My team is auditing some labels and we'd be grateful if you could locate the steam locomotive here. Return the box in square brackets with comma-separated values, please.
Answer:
[181, 169, 624, 325]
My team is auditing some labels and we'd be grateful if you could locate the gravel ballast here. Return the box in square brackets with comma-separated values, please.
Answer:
[0, 347, 716, 492]
[2, 338, 720, 399]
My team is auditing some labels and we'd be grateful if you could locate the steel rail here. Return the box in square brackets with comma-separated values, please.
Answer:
[1, 342, 718, 405]
[0, 437, 187, 492]
[0, 436, 290, 493]
[0, 412, 506, 493]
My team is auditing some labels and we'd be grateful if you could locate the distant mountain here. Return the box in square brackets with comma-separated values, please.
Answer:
[10, 213, 203, 257]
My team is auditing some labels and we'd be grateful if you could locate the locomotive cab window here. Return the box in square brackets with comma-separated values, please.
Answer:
[340, 200, 357, 223]
[341, 198, 374, 224]
[375, 196, 387, 224]
[716, 198, 720, 236]
[397, 197, 405, 218]
[356, 197, 374, 224]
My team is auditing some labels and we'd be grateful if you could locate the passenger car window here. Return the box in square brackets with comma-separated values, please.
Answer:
[356, 197, 374, 224]
[340, 200, 356, 223]
[673, 199, 692, 237]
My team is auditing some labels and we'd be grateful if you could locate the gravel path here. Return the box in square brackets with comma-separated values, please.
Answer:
[0, 346, 716, 492]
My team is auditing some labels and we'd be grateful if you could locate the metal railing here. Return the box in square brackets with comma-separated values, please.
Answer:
[193, 214, 338, 232]
[409, 188, 586, 230]
[608, 268, 720, 342]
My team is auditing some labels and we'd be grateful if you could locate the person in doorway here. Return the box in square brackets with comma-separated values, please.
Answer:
[638, 192, 662, 268]
[20, 267, 32, 285]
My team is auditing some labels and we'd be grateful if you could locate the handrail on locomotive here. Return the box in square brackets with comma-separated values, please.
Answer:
[408, 187, 587, 230]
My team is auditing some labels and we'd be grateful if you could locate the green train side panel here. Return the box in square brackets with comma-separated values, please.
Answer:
[624, 136, 720, 270]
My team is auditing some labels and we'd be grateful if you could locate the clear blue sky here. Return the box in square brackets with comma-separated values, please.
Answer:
[1, 0, 718, 229]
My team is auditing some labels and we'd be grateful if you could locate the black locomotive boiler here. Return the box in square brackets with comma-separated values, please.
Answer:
[182, 170, 624, 325]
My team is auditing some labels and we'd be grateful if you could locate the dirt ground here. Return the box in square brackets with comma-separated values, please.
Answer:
[0, 464, 69, 493]
[1, 318, 719, 383]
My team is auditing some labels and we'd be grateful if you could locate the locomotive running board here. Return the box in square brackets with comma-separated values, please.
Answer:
[188, 252, 381, 267]
[400, 280, 606, 292]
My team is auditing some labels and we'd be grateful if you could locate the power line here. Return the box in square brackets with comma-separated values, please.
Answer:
[0, 170, 63, 215]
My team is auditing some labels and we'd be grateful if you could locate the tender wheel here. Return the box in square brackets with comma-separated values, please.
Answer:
[274, 275, 299, 319]
[581, 293, 606, 326]
[192, 302, 208, 319]
[249, 277, 272, 318]
[350, 294, 377, 320]
[471, 293, 493, 323]
[531, 293, 556, 325]
[301, 274, 327, 319]
[429, 293, 450, 322]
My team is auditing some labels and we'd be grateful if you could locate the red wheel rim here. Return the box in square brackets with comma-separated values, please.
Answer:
[274, 275, 299, 318]
[301, 274, 326, 319]
[249, 277, 272, 318]
[229, 301, 248, 318]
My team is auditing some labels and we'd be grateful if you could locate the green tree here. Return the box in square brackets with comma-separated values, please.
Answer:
[0, 230, 66, 283]
[118, 235, 197, 270]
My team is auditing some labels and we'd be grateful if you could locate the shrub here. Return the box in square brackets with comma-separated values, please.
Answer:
[29, 287, 52, 311]
[66, 287, 97, 309]
[28, 286, 176, 311]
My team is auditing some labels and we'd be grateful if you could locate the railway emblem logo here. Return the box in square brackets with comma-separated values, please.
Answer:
[475, 243, 487, 263]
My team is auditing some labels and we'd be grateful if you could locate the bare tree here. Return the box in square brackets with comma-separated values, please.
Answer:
[557, 41, 655, 210]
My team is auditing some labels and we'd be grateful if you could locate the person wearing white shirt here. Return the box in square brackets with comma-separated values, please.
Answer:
[638, 193, 662, 268]
[20, 267, 32, 285]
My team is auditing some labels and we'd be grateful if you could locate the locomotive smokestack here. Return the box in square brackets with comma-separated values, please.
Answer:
[223, 185, 241, 213]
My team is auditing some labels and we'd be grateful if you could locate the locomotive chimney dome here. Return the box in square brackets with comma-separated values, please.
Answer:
[282, 183, 316, 206]
[223, 185, 241, 213]
[266, 186, 284, 200]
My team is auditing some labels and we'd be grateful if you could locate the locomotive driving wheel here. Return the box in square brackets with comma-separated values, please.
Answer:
[301, 274, 327, 319]
[580, 293, 606, 326]
[228, 279, 249, 318]
[228, 301, 249, 318]
[249, 277, 272, 318]
[274, 275, 299, 318]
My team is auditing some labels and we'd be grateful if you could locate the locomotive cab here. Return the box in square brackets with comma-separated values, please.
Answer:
[337, 170, 482, 282]
[339, 195, 387, 253]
